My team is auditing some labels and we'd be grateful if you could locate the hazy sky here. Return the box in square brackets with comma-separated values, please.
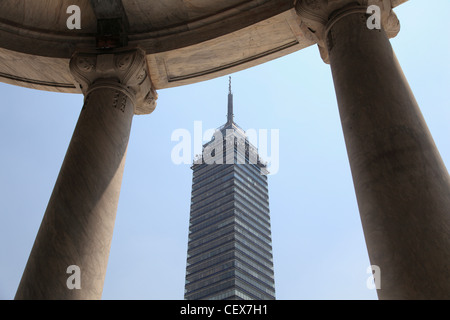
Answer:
[1, 1, 449, 300]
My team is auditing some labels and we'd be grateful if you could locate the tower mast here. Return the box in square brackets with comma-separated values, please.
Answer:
[227, 76, 234, 124]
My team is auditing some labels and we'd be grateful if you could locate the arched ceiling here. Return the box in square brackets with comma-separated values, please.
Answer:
[0, 0, 407, 93]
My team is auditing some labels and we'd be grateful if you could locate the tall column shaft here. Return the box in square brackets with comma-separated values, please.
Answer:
[15, 48, 157, 299]
[328, 10, 450, 299]
[15, 84, 134, 300]
[296, 1, 450, 299]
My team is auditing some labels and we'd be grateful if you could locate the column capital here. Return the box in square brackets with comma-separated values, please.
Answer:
[294, 0, 400, 63]
[69, 47, 157, 115]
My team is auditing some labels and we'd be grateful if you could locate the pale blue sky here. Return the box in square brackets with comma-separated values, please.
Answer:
[1, 1, 449, 300]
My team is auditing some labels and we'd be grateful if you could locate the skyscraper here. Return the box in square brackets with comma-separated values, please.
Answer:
[184, 78, 276, 300]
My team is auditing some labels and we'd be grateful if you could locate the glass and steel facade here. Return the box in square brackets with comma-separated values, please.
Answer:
[184, 94, 276, 300]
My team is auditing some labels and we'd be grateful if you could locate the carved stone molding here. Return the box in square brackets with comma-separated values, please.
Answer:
[294, 0, 400, 63]
[69, 47, 157, 115]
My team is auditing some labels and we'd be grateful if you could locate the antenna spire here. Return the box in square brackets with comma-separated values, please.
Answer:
[227, 76, 233, 124]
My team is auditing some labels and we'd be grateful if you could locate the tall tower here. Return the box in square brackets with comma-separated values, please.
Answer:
[184, 78, 276, 300]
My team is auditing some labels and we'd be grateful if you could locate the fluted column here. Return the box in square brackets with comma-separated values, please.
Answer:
[296, 0, 450, 299]
[15, 48, 157, 299]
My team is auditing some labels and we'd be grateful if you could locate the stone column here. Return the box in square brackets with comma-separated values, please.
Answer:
[296, 0, 450, 299]
[15, 48, 157, 299]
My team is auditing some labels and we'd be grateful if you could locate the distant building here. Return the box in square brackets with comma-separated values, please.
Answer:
[184, 78, 276, 300]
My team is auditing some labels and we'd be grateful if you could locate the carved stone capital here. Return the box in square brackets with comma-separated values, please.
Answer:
[294, 0, 400, 63]
[69, 48, 157, 115]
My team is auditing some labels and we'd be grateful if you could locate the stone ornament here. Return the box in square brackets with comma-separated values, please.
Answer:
[69, 47, 158, 115]
[294, 0, 400, 63]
